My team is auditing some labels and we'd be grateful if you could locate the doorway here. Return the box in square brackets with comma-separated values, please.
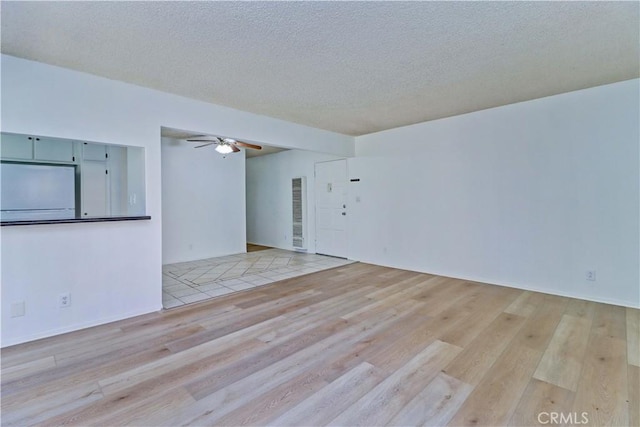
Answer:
[314, 159, 348, 258]
[247, 243, 272, 252]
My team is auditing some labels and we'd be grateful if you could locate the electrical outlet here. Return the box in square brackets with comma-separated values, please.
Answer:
[586, 270, 596, 281]
[59, 292, 71, 308]
[11, 301, 25, 317]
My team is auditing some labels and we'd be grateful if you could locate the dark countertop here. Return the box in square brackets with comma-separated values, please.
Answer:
[1, 216, 151, 226]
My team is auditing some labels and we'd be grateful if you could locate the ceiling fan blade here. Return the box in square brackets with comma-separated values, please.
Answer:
[187, 139, 217, 142]
[194, 143, 215, 148]
[234, 141, 262, 150]
[231, 144, 241, 153]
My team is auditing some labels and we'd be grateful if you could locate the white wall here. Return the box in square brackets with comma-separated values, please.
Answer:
[351, 79, 640, 308]
[0, 54, 353, 347]
[246, 150, 342, 253]
[162, 137, 246, 264]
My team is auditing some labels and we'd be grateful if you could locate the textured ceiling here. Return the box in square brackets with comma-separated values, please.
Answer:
[2, 1, 638, 136]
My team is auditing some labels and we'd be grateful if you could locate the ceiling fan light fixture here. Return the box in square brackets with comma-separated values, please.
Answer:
[187, 134, 261, 153]
[215, 143, 234, 154]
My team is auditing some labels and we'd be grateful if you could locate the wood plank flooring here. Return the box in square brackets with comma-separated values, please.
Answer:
[246, 243, 272, 252]
[1, 263, 638, 426]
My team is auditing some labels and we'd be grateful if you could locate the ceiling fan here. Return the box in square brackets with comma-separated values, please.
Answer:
[186, 135, 262, 154]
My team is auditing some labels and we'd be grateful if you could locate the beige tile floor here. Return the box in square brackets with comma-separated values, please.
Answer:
[162, 248, 354, 308]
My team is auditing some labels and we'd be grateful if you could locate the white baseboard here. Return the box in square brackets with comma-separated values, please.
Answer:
[1, 305, 162, 348]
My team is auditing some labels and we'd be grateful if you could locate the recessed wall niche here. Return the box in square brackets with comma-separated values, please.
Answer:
[1, 132, 146, 222]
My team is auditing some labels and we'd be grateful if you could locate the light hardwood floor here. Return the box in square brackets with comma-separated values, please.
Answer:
[247, 243, 272, 252]
[1, 263, 638, 426]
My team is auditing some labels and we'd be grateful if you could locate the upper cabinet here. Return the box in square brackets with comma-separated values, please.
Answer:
[35, 137, 75, 162]
[1, 133, 77, 163]
[82, 143, 108, 161]
[1, 133, 34, 160]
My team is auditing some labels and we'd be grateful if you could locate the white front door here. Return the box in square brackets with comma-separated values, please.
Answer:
[315, 159, 347, 258]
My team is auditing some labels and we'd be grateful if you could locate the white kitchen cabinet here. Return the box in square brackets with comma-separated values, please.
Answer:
[81, 142, 109, 218]
[81, 160, 110, 217]
[34, 137, 76, 162]
[82, 143, 108, 161]
[1, 133, 34, 160]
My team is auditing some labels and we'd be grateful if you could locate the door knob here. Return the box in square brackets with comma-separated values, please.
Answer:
[342, 212, 346, 216]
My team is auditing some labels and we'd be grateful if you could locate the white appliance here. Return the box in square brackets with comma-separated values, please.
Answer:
[1, 162, 76, 221]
